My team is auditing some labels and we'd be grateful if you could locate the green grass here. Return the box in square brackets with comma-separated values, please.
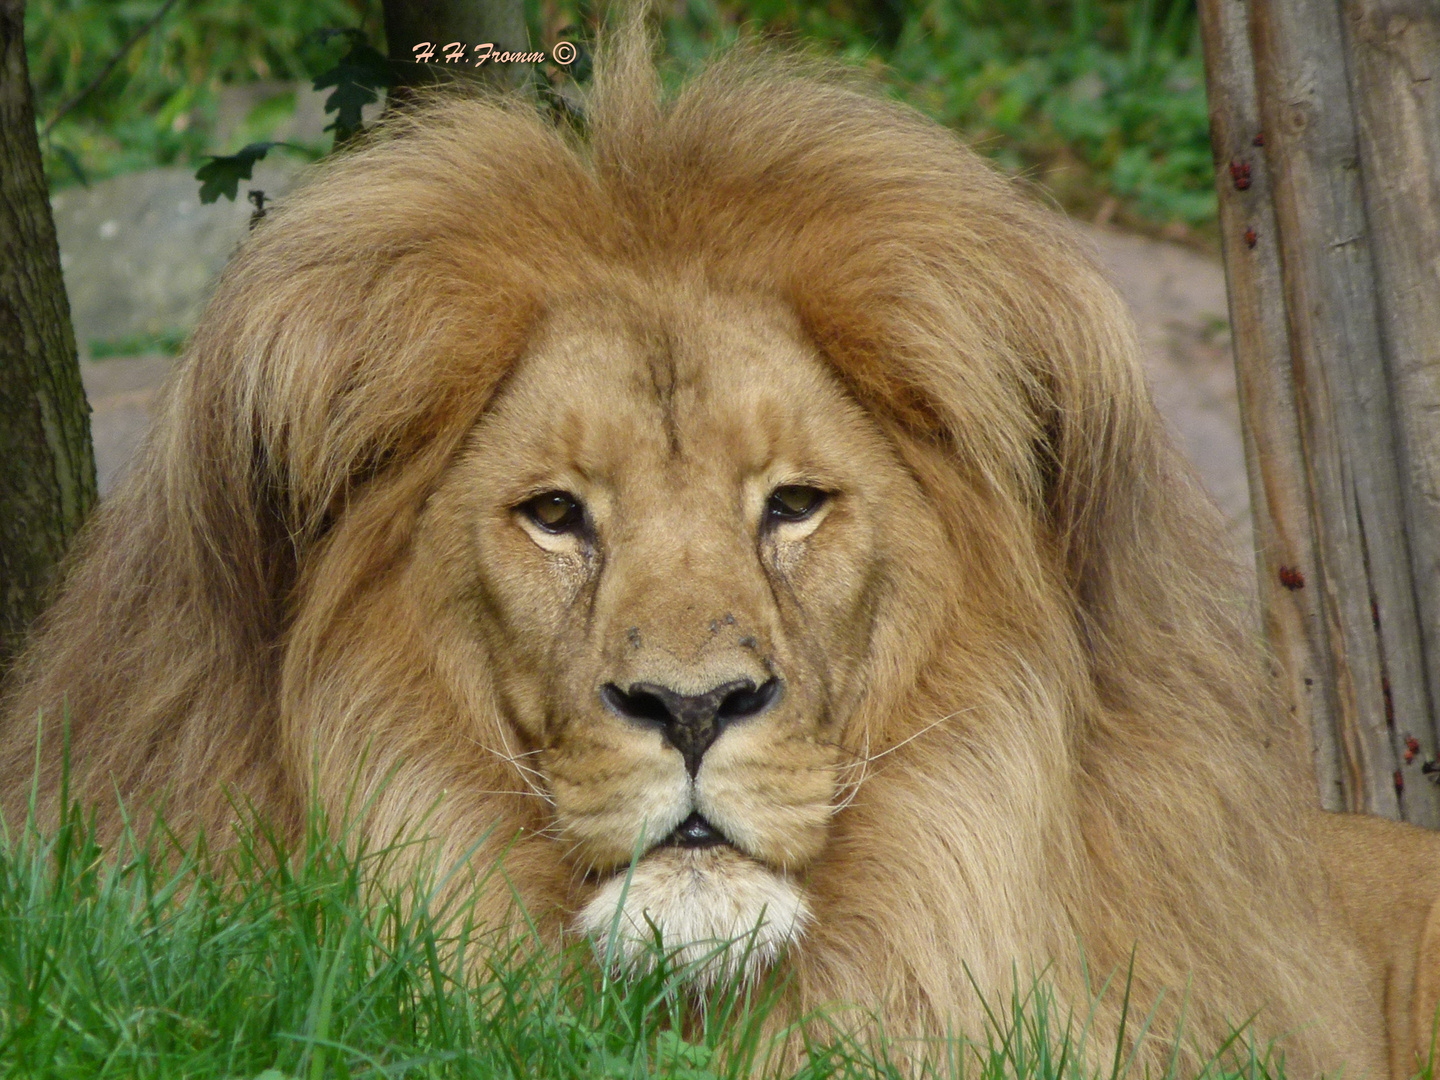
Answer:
[26, 0, 1215, 237]
[0, 781, 1302, 1080]
[0, 795, 793, 1079]
[87, 328, 189, 360]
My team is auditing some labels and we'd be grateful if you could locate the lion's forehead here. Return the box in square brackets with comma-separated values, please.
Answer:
[481, 290, 873, 486]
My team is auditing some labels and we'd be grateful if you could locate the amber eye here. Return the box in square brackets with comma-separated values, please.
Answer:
[520, 491, 585, 533]
[766, 485, 827, 523]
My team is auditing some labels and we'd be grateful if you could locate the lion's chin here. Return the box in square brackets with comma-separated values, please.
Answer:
[573, 846, 811, 986]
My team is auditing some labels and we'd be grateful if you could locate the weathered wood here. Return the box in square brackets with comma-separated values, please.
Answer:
[1197, 0, 1346, 809]
[1338, 0, 1440, 775]
[1199, 0, 1440, 823]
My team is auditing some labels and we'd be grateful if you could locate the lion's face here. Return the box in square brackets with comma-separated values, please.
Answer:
[416, 286, 952, 975]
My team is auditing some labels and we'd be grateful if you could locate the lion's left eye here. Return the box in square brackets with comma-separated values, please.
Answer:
[520, 491, 585, 533]
[766, 485, 828, 523]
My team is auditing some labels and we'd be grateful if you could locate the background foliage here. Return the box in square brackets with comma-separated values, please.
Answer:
[26, 0, 1213, 237]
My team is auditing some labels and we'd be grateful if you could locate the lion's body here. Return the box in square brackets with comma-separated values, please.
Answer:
[2, 20, 1435, 1077]
[1318, 812, 1440, 1077]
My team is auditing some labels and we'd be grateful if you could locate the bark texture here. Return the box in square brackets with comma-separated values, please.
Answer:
[0, 0, 97, 679]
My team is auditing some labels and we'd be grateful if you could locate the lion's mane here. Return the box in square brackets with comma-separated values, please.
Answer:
[2, 21, 1384, 1075]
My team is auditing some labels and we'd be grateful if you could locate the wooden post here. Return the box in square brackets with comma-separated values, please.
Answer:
[1198, 0, 1440, 824]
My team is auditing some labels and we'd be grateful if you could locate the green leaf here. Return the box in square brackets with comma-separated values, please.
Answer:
[311, 29, 392, 146]
[195, 142, 276, 204]
[654, 1030, 717, 1078]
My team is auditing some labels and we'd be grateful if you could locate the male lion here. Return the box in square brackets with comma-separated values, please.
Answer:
[4, 19, 1438, 1078]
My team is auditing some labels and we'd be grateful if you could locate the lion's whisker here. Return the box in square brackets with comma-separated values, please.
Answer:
[857, 708, 972, 767]
[473, 790, 554, 801]
[471, 733, 556, 806]
[830, 709, 975, 815]
[829, 729, 871, 816]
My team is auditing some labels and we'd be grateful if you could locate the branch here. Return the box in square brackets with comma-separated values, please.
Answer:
[40, 0, 183, 139]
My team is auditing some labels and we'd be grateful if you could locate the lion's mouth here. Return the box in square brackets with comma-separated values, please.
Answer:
[575, 827, 812, 984]
[664, 811, 729, 850]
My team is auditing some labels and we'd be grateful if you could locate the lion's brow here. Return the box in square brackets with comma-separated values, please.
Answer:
[644, 346, 682, 458]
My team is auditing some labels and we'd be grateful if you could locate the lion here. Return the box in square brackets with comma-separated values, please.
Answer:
[3, 16, 1437, 1077]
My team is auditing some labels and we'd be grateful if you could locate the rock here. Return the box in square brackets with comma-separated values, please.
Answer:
[53, 159, 305, 359]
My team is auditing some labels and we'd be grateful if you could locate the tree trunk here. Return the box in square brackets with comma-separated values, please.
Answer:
[0, 0, 97, 680]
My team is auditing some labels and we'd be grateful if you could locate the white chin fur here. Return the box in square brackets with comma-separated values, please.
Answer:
[574, 847, 810, 985]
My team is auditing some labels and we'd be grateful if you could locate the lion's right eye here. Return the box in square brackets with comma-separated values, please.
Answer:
[766, 485, 828, 523]
[520, 491, 585, 533]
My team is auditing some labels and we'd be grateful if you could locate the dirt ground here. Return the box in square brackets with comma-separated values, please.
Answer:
[62, 170, 1250, 566]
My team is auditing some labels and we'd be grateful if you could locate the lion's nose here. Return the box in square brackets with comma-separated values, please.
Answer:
[600, 678, 781, 776]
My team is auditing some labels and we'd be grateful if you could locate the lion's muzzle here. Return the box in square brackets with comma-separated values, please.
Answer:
[600, 677, 783, 776]
[573, 845, 811, 986]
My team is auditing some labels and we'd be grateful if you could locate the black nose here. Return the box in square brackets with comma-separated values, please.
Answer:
[600, 677, 781, 776]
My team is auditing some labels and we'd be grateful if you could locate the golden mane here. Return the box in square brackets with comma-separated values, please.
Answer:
[2, 19, 1390, 1075]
